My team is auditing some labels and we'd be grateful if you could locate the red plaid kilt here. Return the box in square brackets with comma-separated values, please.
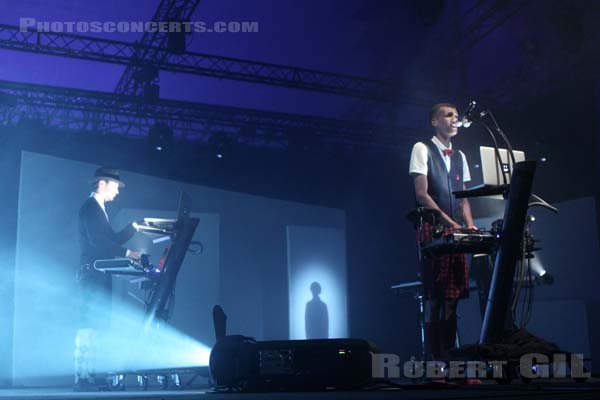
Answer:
[418, 222, 469, 300]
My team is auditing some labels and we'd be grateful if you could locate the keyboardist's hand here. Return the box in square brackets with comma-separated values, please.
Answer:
[126, 250, 141, 260]
[132, 220, 146, 231]
[467, 225, 478, 231]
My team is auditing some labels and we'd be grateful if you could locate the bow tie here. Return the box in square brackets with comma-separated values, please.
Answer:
[442, 149, 455, 157]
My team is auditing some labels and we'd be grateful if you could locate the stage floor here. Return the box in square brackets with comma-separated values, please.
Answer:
[1, 380, 600, 400]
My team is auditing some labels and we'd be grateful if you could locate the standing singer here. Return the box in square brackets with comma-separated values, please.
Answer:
[409, 103, 476, 359]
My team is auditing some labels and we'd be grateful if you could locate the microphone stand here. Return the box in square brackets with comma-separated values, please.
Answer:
[488, 111, 517, 166]
[479, 110, 558, 213]
[470, 114, 508, 189]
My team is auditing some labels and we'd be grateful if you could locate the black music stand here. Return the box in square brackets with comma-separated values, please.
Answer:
[400, 208, 440, 361]
[390, 281, 427, 361]
[143, 191, 199, 330]
[455, 162, 537, 344]
[98, 191, 204, 390]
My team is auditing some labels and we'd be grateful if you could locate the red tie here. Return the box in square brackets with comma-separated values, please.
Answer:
[442, 149, 455, 157]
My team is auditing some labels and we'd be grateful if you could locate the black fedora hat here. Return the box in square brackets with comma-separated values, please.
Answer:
[91, 166, 125, 188]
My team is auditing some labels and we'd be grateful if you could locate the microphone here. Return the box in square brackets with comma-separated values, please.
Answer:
[456, 101, 477, 128]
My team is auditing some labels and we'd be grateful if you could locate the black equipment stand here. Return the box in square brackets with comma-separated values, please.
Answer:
[479, 161, 536, 343]
[95, 192, 202, 391]
[455, 161, 537, 344]
[390, 281, 427, 361]
[95, 191, 200, 328]
[143, 192, 199, 330]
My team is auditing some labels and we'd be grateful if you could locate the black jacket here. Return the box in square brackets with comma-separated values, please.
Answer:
[78, 196, 136, 267]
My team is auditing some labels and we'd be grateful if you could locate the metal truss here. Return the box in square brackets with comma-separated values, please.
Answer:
[0, 23, 406, 102]
[0, 79, 417, 148]
[0, 24, 412, 105]
[114, 0, 201, 96]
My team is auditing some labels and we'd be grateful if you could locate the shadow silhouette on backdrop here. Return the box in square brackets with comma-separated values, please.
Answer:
[305, 281, 329, 339]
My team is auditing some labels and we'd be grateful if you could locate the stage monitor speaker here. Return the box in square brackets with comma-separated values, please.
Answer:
[209, 336, 378, 391]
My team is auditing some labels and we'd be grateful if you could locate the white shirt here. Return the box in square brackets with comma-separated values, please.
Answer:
[409, 136, 471, 183]
[91, 192, 109, 221]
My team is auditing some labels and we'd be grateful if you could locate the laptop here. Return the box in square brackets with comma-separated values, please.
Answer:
[480, 146, 525, 186]
[468, 146, 526, 192]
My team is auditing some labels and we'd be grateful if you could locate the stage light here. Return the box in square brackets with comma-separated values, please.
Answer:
[530, 257, 553, 285]
[148, 123, 174, 153]
[209, 335, 256, 387]
[530, 257, 545, 276]
[208, 134, 234, 160]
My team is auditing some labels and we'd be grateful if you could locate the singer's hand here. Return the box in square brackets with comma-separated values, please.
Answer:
[449, 221, 462, 230]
